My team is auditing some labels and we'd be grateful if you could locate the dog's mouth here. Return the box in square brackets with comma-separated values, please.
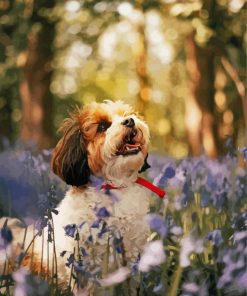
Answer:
[116, 129, 141, 156]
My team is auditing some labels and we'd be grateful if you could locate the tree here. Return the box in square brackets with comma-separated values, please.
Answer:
[19, 0, 56, 149]
[167, 0, 246, 157]
[0, 0, 56, 149]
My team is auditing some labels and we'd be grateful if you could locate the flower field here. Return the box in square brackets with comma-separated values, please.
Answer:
[0, 142, 246, 296]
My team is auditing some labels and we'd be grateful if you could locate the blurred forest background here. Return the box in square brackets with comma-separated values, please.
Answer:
[0, 0, 246, 159]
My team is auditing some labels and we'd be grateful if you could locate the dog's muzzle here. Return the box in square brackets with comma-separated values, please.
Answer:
[116, 125, 141, 156]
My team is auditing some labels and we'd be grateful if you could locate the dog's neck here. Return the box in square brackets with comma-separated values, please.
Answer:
[103, 173, 138, 188]
[102, 176, 166, 199]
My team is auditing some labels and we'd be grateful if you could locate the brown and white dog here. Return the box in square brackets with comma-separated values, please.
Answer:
[50, 100, 152, 282]
[1, 101, 155, 289]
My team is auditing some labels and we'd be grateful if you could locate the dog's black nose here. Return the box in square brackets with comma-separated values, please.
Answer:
[121, 117, 135, 128]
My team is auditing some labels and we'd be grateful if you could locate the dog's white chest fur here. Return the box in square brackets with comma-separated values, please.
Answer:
[53, 183, 150, 277]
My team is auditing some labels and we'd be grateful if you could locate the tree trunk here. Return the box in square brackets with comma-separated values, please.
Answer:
[185, 31, 222, 158]
[19, 3, 55, 149]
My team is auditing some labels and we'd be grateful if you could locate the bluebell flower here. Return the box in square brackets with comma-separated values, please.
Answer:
[98, 221, 108, 238]
[91, 219, 100, 228]
[0, 220, 13, 247]
[113, 233, 123, 254]
[0, 147, 65, 224]
[163, 167, 176, 179]
[225, 137, 237, 158]
[231, 211, 247, 231]
[239, 146, 247, 161]
[96, 207, 110, 218]
[90, 175, 104, 188]
[79, 247, 88, 257]
[206, 230, 223, 246]
[200, 188, 210, 207]
[65, 254, 75, 267]
[104, 188, 119, 203]
[153, 281, 163, 294]
[181, 179, 193, 207]
[153, 165, 175, 188]
[130, 254, 140, 275]
[146, 214, 168, 238]
[13, 267, 50, 296]
[217, 232, 246, 292]
[60, 251, 67, 257]
[73, 260, 86, 274]
[64, 224, 76, 238]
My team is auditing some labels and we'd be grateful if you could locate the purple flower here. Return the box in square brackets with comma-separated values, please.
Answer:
[146, 214, 168, 238]
[113, 233, 123, 254]
[98, 221, 108, 238]
[13, 267, 49, 296]
[163, 167, 176, 179]
[90, 175, 104, 187]
[91, 219, 100, 228]
[206, 230, 223, 246]
[153, 281, 163, 294]
[104, 188, 119, 202]
[236, 270, 247, 290]
[0, 220, 13, 247]
[153, 163, 176, 188]
[79, 247, 88, 257]
[64, 224, 76, 238]
[60, 251, 67, 257]
[73, 260, 87, 275]
[239, 146, 247, 161]
[96, 207, 110, 218]
[65, 254, 75, 267]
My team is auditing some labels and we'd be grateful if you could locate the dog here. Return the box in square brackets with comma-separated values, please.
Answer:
[1, 100, 165, 292]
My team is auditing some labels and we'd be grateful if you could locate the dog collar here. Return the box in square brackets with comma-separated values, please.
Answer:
[101, 177, 166, 199]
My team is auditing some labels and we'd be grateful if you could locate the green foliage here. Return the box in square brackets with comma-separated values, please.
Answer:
[0, 0, 245, 154]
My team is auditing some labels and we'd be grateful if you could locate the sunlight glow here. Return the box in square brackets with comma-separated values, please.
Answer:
[145, 11, 162, 27]
[229, 0, 245, 13]
[128, 80, 140, 95]
[65, 0, 80, 12]
[158, 118, 171, 136]
[64, 41, 92, 69]
[99, 29, 117, 59]
[117, 2, 143, 24]
[185, 100, 202, 133]
[146, 11, 174, 64]
[151, 89, 163, 103]
[94, 1, 108, 13]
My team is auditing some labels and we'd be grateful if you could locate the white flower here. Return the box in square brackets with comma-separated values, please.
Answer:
[179, 235, 204, 267]
[139, 240, 166, 272]
[99, 267, 130, 287]
[170, 226, 183, 236]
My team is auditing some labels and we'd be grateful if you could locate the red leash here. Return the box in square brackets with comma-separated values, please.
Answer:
[101, 177, 166, 199]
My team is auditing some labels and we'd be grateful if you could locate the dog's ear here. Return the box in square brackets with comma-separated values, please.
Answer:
[51, 116, 90, 187]
[139, 154, 151, 173]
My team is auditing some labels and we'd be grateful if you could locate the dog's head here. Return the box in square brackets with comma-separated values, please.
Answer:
[51, 101, 150, 186]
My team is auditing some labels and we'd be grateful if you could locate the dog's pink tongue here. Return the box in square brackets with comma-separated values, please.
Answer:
[124, 143, 140, 151]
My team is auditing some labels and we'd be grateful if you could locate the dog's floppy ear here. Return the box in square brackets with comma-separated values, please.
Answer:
[139, 154, 151, 173]
[51, 115, 90, 187]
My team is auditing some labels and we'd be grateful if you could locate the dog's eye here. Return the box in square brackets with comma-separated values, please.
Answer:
[97, 121, 111, 133]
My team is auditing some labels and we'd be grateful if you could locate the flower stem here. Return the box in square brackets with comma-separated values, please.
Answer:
[169, 265, 183, 296]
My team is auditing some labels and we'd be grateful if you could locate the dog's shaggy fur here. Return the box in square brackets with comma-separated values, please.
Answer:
[1, 101, 152, 290]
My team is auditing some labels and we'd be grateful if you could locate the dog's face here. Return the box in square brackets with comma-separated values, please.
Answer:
[51, 101, 150, 186]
